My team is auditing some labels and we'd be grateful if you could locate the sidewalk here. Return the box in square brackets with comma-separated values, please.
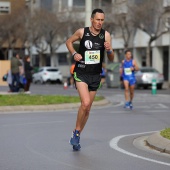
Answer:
[0, 98, 110, 113]
[146, 132, 170, 154]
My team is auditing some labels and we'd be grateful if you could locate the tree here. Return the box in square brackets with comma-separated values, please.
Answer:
[0, 3, 29, 59]
[111, 0, 135, 50]
[131, 0, 168, 66]
[30, 8, 83, 67]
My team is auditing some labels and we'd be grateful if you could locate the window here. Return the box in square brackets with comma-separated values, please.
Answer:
[93, 0, 112, 7]
[164, 0, 170, 7]
[47, 69, 59, 72]
[41, 0, 52, 11]
[58, 53, 68, 65]
[0, 2, 10, 14]
[101, 0, 112, 6]
[73, 0, 85, 6]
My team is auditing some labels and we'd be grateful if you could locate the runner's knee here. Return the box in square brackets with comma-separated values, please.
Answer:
[81, 100, 91, 110]
[124, 88, 129, 92]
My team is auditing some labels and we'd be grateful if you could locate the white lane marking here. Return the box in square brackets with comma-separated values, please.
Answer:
[110, 131, 170, 166]
[157, 104, 169, 109]
[150, 104, 169, 109]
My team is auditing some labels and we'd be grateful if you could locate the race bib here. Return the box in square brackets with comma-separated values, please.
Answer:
[124, 68, 132, 75]
[85, 50, 100, 64]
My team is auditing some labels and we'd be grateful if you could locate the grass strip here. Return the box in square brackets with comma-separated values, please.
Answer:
[0, 94, 104, 106]
[160, 128, 170, 140]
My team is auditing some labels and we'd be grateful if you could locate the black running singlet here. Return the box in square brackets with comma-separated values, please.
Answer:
[74, 27, 105, 75]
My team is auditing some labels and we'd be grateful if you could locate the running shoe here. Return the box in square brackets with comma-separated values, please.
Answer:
[129, 101, 133, 109]
[69, 130, 80, 146]
[124, 102, 130, 109]
[73, 144, 81, 151]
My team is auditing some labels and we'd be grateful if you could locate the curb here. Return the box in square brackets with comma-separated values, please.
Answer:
[146, 132, 170, 154]
[0, 99, 110, 113]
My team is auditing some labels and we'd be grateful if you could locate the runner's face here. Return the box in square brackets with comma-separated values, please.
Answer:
[125, 52, 132, 60]
[91, 12, 105, 31]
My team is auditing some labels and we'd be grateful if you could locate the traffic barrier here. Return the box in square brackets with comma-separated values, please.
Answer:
[152, 79, 157, 95]
[63, 82, 68, 89]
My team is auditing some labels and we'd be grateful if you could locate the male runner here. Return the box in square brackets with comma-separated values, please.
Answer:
[66, 8, 114, 150]
[120, 50, 139, 109]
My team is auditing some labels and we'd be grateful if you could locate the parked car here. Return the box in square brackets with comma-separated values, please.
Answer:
[32, 67, 63, 84]
[135, 67, 164, 89]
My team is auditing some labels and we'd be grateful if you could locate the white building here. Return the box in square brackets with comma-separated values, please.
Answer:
[28, 0, 170, 85]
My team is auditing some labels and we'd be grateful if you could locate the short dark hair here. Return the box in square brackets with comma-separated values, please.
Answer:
[91, 8, 104, 18]
[13, 51, 19, 57]
[24, 55, 30, 62]
[124, 49, 131, 54]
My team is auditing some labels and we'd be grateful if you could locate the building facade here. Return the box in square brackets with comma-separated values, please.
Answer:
[28, 0, 170, 84]
[0, 0, 27, 59]
[0, 0, 25, 14]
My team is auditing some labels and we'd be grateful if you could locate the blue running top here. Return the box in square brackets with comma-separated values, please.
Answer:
[122, 59, 135, 79]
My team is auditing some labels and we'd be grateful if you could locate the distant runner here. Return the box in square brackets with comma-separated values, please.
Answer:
[120, 49, 139, 109]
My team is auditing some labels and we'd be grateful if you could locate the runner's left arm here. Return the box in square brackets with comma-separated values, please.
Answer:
[104, 31, 114, 61]
[132, 60, 139, 71]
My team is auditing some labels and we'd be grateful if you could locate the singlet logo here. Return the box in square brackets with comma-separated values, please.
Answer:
[99, 33, 104, 39]
[85, 33, 90, 36]
[84, 40, 93, 49]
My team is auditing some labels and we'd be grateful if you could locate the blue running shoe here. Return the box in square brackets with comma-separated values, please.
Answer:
[69, 130, 80, 146]
[129, 101, 133, 109]
[73, 144, 81, 151]
[124, 102, 130, 109]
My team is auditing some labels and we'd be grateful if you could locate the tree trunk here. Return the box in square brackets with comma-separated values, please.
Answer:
[51, 54, 56, 67]
[146, 41, 152, 66]
[39, 53, 46, 67]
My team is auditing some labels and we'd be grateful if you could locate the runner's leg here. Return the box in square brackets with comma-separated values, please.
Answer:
[80, 90, 96, 132]
[75, 81, 97, 133]
[123, 80, 130, 102]
[129, 85, 135, 102]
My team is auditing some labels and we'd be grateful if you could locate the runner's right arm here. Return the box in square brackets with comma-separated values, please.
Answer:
[66, 28, 84, 62]
[119, 60, 124, 76]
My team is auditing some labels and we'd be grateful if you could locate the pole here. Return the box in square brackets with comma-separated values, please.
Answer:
[169, 26, 170, 86]
[85, 0, 92, 27]
[152, 79, 157, 95]
[30, 0, 34, 65]
[167, 17, 170, 87]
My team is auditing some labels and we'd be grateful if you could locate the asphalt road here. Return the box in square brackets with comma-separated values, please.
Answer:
[0, 84, 170, 170]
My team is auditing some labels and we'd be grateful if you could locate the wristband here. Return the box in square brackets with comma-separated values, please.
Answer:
[107, 50, 112, 55]
[72, 52, 77, 58]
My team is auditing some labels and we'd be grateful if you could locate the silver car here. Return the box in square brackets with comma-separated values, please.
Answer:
[135, 67, 164, 89]
[32, 67, 63, 84]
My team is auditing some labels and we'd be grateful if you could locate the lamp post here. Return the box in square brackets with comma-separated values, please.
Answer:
[85, 0, 92, 27]
[165, 17, 170, 86]
[169, 21, 170, 85]
[167, 18, 170, 86]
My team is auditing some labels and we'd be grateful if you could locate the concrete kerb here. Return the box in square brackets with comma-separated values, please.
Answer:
[0, 99, 111, 113]
[146, 132, 170, 154]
